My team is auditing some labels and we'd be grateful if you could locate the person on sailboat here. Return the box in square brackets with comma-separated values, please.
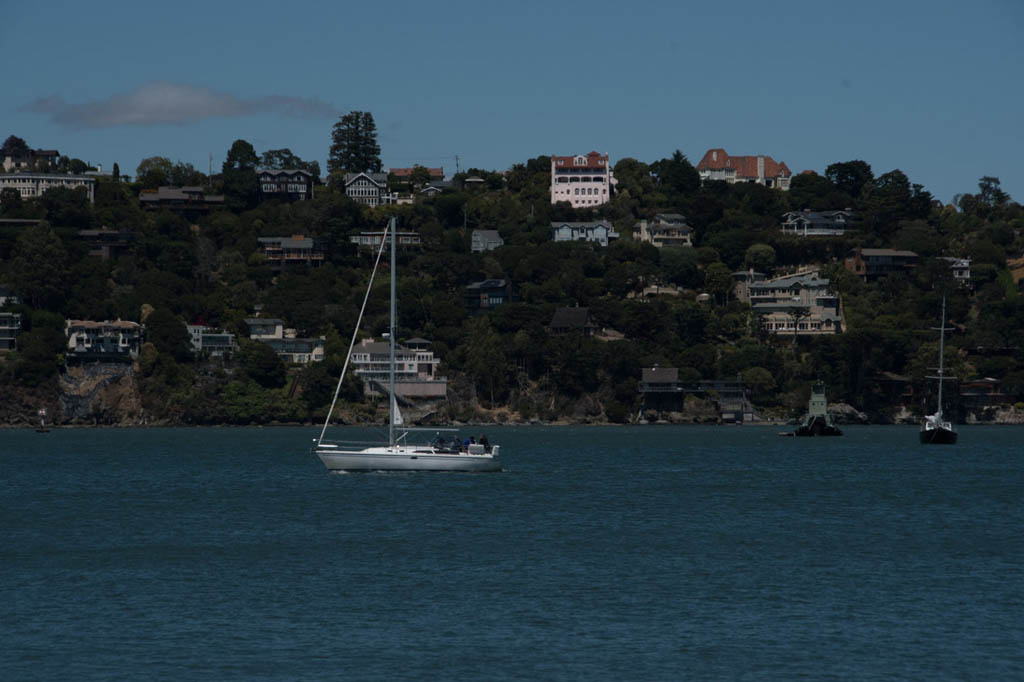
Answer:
[480, 434, 490, 452]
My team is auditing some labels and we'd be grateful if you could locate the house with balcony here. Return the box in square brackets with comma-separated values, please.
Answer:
[343, 171, 391, 206]
[349, 337, 447, 398]
[781, 209, 855, 236]
[550, 152, 616, 208]
[749, 271, 843, 336]
[844, 248, 918, 281]
[349, 230, 422, 250]
[257, 235, 325, 268]
[471, 229, 504, 252]
[939, 256, 972, 288]
[258, 169, 315, 201]
[65, 319, 143, 363]
[243, 317, 323, 364]
[139, 186, 224, 216]
[0, 312, 22, 351]
[633, 213, 693, 248]
[551, 220, 619, 246]
[187, 325, 237, 357]
[0, 173, 96, 203]
[696, 148, 791, 189]
[464, 279, 514, 313]
[75, 229, 133, 261]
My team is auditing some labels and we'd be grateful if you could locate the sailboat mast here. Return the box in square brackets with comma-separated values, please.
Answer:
[937, 296, 946, 419]
[389, 216, 397, 448]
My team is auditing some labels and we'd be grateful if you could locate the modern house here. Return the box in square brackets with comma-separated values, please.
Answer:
[550, 152, 616, 208]
[257, 235, 325, 268]
[549, 307, 598, 336]
[471, 229, 504, 253]
[749, 271, 843, 336]
[139, 186, 224, 216]
[550, 220, 619, 246]
[696, 148, 791, 190]
[781, 209, 855, 236]
[464, 279, 514, 313]
[186, 325, 237, 357]
[75, 229, 133, 261]
[0, 173, 96, 203]
[343, 171, 391, 206]
[349, 337, 447, 398]
[633, 213, 693, 248]
[844, 248, 918, 281]
[257, 169, 315, 201]
[65, 319, 143, 363]
[243, 318, 323, 365]
[0, 312, 21, 351]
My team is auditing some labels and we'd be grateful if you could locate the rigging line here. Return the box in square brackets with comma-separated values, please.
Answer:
[316, 224, 390, 445]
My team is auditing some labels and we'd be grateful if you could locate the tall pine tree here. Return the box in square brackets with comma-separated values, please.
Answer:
[328, 111, 381, 175]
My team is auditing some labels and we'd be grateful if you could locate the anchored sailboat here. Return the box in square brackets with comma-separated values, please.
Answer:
[920, 296, 957, 445]
[313, 217, 501, 472]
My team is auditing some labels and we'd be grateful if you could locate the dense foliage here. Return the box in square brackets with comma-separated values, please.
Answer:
[2, 130, 1023, 424]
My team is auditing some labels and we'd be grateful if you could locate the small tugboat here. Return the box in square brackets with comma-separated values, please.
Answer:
[792, 381, 843, 436]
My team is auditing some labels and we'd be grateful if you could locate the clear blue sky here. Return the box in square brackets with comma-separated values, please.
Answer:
[5, 0, 1022, 203]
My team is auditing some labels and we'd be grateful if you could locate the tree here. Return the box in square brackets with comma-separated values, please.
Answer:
[144, 308, 193, 362]
[222, 139, 259, 211]
[169, 162, 206, 186]
[136, 156, 174, 188]
[112, 162, 120, 181]
[237, 339, 286, 388]
[327, 111, 381, 175]
[744, 243, 776, 272]
[8, 222, 68, 309]
[0, 187, 23, 214]
[703, 262, 733, 303]
[825, 160, 873, 199]
[650, 150, 701, 196]
[1, 135, 30, 159]
[409, 165, 432, 187]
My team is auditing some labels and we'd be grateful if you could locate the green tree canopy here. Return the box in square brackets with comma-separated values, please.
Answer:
[328, 111, 381, 175]
[222, 140, 259, 211]
[136, 156, 174, 188]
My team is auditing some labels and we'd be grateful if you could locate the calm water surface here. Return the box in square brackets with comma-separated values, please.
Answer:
[1, 425, 1022, 681]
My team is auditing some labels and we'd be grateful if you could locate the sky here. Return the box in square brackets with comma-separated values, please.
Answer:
[4, 0, 1023, 203]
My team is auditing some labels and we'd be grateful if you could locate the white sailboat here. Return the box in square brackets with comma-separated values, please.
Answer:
[920, 296, 957, 445]
[313, 217, 501, 472]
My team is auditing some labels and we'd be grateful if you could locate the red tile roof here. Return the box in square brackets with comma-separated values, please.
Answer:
[551, 151, 609, 169]
[696, 148, 791, 179]
[389, 167, 444, 179]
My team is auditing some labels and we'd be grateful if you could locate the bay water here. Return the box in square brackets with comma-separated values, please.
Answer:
[2, 425, 1022, 681]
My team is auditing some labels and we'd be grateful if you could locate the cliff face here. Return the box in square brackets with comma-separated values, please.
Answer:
[58, 364, 143, 425]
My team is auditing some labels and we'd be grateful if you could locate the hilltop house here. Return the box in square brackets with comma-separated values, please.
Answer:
[549, 307, 598, 336]
[471, 229, 504, 252]
[258, 169, 315, 201]
[187, 325, 237, 357]
[65, 319, 143, 363]
[0, 173, 96, 203]
[749, 271, 843, 336]
[350, 230, 422, 250]
[348, 337, 446, 398]
[844, 248, 918, 281]
[140, 186, 224, 216]
[464, 279, 514, 313]
[551, 220, 619, 246]
[343, 171, 391, 206]
[550, 152, 616, 208]
[257, 235, 325, 268]
[2, 148, 60, 172]
[696, 148, 791, 190]
[633, 213, 693, 248]
[781, 209, 855, 236]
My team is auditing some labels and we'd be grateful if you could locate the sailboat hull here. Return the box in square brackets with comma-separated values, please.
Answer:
[919, 426, 957, 445]
[316, 445, 501, 472]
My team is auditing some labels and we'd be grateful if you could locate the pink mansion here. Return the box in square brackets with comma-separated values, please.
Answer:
[550, 152, 616, 208]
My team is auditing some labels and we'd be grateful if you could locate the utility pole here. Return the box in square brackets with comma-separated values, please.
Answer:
[455, 154, 460, 175]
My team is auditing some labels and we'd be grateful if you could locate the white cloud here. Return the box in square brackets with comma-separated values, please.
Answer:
[26, 82, 338, 127]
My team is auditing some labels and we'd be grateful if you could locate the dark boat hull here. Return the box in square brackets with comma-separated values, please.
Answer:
[920, 426, 957, 444]
[793, 416, 843, 437]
